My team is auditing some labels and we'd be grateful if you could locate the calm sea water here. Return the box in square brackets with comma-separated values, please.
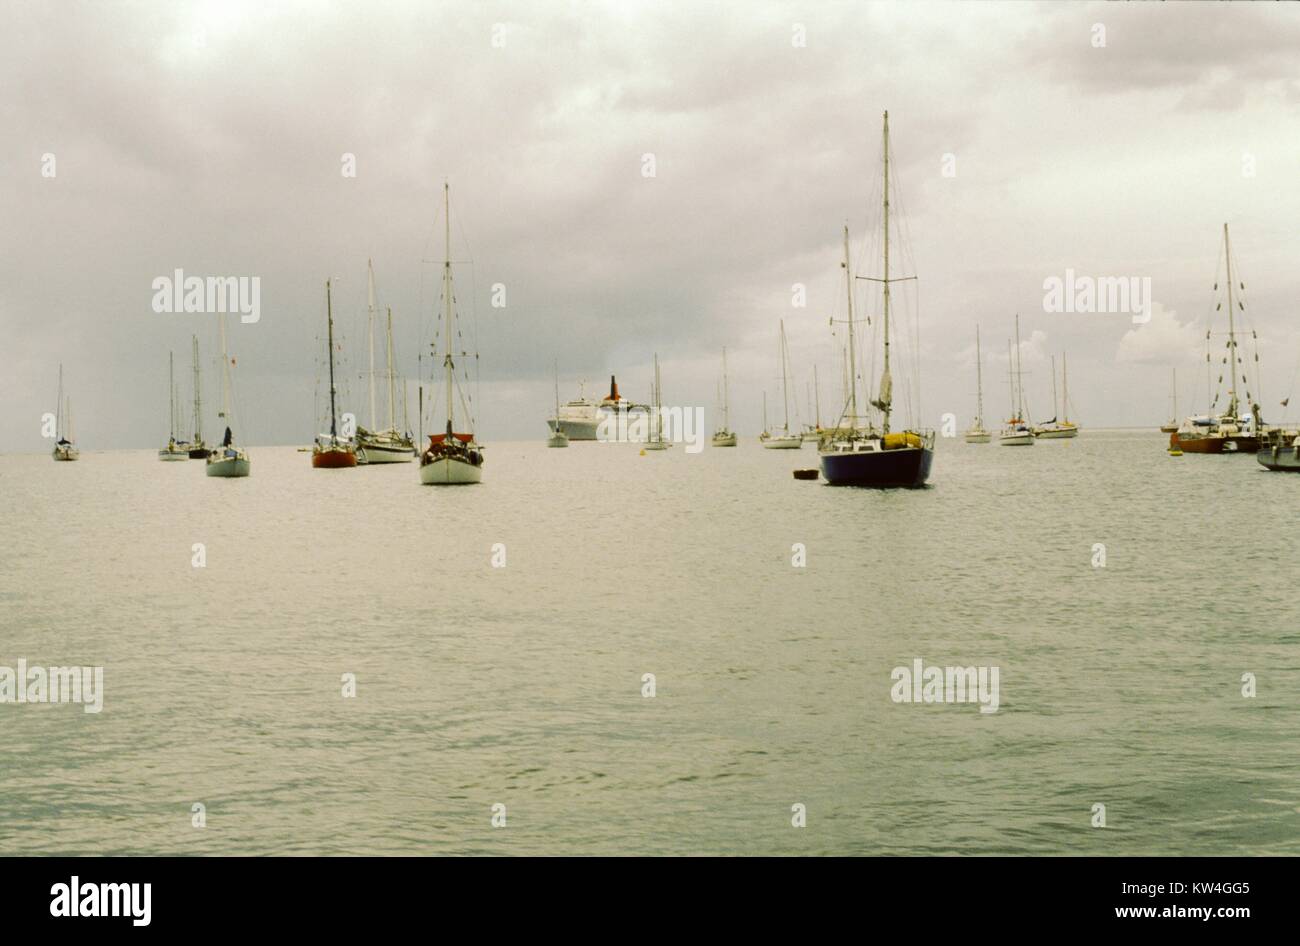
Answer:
[1, 430, 1296, 855]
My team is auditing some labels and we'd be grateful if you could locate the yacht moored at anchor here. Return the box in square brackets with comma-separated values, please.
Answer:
[1170, 224, 1267, 455]
[420, 181, 484, 485]
[818, 112, 934, 487]
[356, 260, 416, 464]
[547, 360, 569, 447]
[644, 354, 671, 451]
[999, 318, 1035, 446]
[1257, 430, 1300, 471]
[205, 312, 250, 478]
[964, 326, 991, 443]
[158, 351, 190, 460]
[711, 347, 737, 447]
[1033, 353, 1079, 439]
[51, 364, 80, 461]
[312, 279, 358, 468]
[187, 335, 210, 458]
[759, 320, 802, 449]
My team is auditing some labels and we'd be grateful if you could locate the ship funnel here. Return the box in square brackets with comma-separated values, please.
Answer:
[609, 375, 619, 400]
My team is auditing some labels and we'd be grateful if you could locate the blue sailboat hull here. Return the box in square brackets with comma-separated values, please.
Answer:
[819, 446, 933, 488]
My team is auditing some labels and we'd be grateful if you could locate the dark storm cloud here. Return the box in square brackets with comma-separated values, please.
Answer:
[2, 1, 1298, 449]
[1035, 2, 1300, 103]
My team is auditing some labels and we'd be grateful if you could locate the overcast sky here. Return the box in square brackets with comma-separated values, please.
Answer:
[3, 0, 1299, 449]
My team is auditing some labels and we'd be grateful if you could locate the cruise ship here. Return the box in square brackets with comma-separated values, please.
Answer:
[549, 376, 645, 440]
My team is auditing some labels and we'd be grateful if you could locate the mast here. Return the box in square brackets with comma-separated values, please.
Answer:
[1007, 341, 1015, 420]
[56, 364, 63, 439]
[386, 306, 396, 431]
[192, 335, 203, 444]
[763, 390, 768, 434]
[1050, 354, 1058, 420]
[1205, 334, 1212, 413]
[841, 346, 849, 423]
[975, 326, 984, 428]
[1014, 314, 1025, 421]
[1171, 367, 1177, 420]
[168, 351, 176, 440]
[722, 347, 730, 430]
[656, 355, 663, 440]
[553, 359, 561, 427]
[326, 279, 339, 441]
[842, 225, 857, 428]
[779, 320, 790, 433]
[650, 354, 661, 441]
[813, 364, 821, 428]
[442, 181, 455, 436]
[367, 259, 377, 431]
[1062, 354, 1070, 423]
[1223, 223, 1239, 419]
[218, 312, 231, 430]
[880, 110, 892, 435]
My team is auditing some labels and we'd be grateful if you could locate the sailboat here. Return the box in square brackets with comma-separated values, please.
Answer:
[1256, 431, 1300, 471]
[712, 347, 737, 446]
[158, 351, 190, 460]
[818, 112, 935, 487]
[188, 336, 210, 458]
[964, 326, 992, 443]
[644, 354, 671, 450]
[547, 361, 569, 447]
[312, 279, 358, 468]
[51, 364, 79, 461]
[356, 262, 417, 463]
[801, 365, 823, 441]
[1160, 368, 1179, 433]
[420, 182, 485, 485]
[759, 320, 802, 449]
[1034, 354, 1080, 438]
[1171, 224, 1267, 454]
[205, 312, 251, 478]
[999, 317, 1035, 446]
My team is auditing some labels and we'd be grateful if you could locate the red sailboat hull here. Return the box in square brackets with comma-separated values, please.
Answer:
[312, 447, 357, 468]
[1169, 432, 1262, 454]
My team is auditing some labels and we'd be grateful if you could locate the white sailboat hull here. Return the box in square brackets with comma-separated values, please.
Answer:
[52, 445, 79, 461]
[206, 453, 251, 477]
[419, 456, 483, 485]
[551, 418, 600, 441]
[356, 442, 415, 464]
[964, 430, 992, 443]
[999, 432, 1035, 446]
[761, 436, 802, 449]
[1034, 426, 1078, 439]
[643, 440, 671, 451]
[711, 432, 737, 447]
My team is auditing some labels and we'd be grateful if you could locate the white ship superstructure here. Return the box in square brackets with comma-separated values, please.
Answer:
[550, 376, 646, 440]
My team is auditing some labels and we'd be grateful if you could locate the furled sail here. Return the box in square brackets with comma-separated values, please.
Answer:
[871, 369, 892, 412]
